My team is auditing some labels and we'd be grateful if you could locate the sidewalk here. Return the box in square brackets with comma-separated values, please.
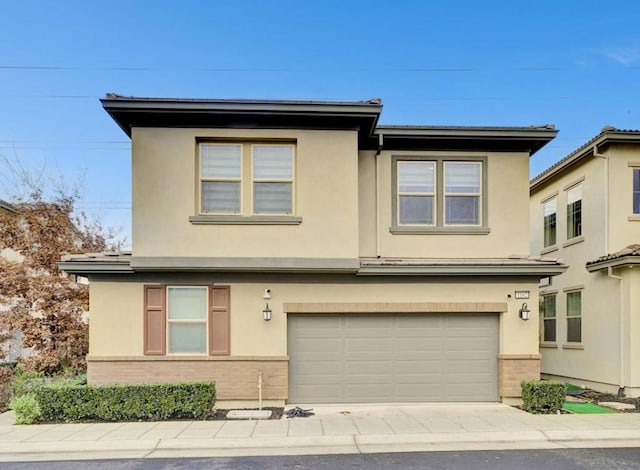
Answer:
[1, 403, 640, 462]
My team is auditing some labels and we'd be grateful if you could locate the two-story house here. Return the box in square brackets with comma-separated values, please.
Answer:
[60, 95, 564, 407]
[530, 128, 640, 397]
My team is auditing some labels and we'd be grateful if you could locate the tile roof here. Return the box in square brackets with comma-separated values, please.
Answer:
[530, 127, 640, 191]
[586, 244, 640, 266]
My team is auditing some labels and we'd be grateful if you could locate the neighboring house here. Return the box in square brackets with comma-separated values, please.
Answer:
[530, 128, 640, 397]
[60, 95, 564, 407]
[0, 200, 16, 216]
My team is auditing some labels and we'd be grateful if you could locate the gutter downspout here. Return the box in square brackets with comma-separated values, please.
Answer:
[375, 133, 383, 258]
[608, 266, 625, 396]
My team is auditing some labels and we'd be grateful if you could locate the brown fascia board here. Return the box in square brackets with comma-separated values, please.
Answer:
[100, 95, 383, 142]
[371, 125, 558, 154]
[530, 129, 640, 193]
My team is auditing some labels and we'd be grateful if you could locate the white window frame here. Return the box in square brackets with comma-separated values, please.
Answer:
[443, 161, 482, 226]
[397, 161, 436, 226]
[251, 144, 295, 215]
[566, 290, 582, 344]
[166, 286, 208, 355]
[543, 197, 557, 248]
[199, 143, 243, 215]
[541, 293, 557, 343]
[566, 183, 582, 240]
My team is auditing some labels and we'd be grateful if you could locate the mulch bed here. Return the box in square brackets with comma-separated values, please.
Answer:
[209, 407, 284, 420]
[577, 390, 640, 413]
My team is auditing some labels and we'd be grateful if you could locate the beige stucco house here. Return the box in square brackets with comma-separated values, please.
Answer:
[530, 128, 640, 397]
[60, 95, 564, 407]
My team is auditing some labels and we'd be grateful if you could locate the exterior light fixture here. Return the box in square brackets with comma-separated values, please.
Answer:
[262, 303, 272, 321]
[519, 303, 531, 321]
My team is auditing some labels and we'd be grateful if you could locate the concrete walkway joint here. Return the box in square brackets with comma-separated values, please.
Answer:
[1, 403, 640, 461]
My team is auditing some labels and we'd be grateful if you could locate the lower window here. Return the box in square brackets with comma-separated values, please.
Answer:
[566, 291, 582, 343]
[541, 294, 556, 342]
[167, 286, 208, 354]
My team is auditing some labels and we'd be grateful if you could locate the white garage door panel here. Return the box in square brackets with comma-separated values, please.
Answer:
[288, 313, 499, 403]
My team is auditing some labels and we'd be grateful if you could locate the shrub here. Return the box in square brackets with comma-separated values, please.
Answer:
[521, 380, 566, 414]
[9, 394, 41, 424]
[33, 381, 216, 423]
[0, 366, 14, 411]
[10, 369, 46, 398]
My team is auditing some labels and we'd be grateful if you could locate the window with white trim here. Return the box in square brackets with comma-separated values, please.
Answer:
[543, 197, 557, 247]
[167, 286, 208, 354]
[541, 294, 556, 342]
[566, 290, 582, 343]
[566, 184, 582, 239]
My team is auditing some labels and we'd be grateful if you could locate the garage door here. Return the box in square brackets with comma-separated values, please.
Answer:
[288, 313, 499, 403]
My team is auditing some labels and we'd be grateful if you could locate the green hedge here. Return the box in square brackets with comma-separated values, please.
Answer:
[31, 382, 216, 423]
[521, 380, 566, 414]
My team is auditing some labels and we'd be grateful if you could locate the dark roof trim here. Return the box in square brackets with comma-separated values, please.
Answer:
[531, 128, 640, 192]
[357, 264, 567, 277]
[369, 125, 557, 154]
[101, 94, 383, 146]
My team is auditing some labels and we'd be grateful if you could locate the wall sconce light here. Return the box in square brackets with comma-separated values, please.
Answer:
[519, 303, 531, 321]
[262, 303, 272, 322]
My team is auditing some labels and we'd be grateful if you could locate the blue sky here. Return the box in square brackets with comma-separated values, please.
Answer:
[1, 0, 639, 245]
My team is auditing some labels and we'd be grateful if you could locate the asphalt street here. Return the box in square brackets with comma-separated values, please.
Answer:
[1, 448, 640, 470]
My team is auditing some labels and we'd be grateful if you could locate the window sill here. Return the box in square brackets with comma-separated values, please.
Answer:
[189, 215, 303, 225]
[540, 342, 558, 349]
[628, 215, 640, 222]
[562, 343, 584, 350]
[562, 236, 584, 248]
[389, 226, 490, 235]
[540, 245, 558, 255]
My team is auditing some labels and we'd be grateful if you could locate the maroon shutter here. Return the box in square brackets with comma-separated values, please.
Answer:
[143, 285, 166, 355]
[209, 285, 230, 356]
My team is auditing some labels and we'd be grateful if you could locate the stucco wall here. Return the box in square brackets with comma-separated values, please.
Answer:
[131, 127, 360, 260]
[88, 275, 542, 358]
[359, 150, 532, 258]
[530, 144, 640, 392]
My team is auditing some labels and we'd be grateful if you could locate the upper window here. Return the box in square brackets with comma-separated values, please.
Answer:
[252, 145, 294, 214]
[393, 157, 486, 231]
[541, 294, 556, 343]
[566, 290, 582, 343]
[199, 142, 295, 216]
[397, 161, 435, 225]
[200, 144, 242, 214]
[566, 184, 582, 239]
[633, 169, 640, 214]
[444, 162, 481, 225]
[543, 197, 557, 247]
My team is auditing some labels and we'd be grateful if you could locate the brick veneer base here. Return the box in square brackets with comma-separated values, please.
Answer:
[87, 356, 288, 401]
[498, 354, 541, 398]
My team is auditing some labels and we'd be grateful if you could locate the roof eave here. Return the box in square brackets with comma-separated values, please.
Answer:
[531, 132, 640, 192]
[357, 264, 567, 277]
[100, 96, 383, 141]
[586, 256, 640, 272]
[371, 126, 558, 155]
[58, 261, 134, 275]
